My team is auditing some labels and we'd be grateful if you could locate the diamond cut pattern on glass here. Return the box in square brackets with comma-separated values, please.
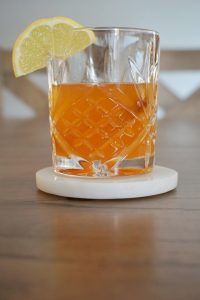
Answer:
[49, 31, 159, 176]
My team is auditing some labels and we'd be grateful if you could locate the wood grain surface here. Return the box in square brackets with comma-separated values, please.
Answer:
[0, 94, 200, 300]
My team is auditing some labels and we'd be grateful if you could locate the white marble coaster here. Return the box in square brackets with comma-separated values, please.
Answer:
[36, 166, 178, 199]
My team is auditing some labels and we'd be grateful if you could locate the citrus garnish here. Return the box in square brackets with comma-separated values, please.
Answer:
[12, 16, 95, 77]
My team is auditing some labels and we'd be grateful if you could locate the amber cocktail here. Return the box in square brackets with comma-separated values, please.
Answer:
[48, 28, 160, 177]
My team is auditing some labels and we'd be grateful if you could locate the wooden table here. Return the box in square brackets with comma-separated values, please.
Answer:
[0, 98, 200, 300]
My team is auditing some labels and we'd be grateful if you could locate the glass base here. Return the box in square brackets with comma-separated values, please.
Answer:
[53, 155, 154, 177]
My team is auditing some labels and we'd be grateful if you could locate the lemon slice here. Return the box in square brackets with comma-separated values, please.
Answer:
[12, 16, 96, 77]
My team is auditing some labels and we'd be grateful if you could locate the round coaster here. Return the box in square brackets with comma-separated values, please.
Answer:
[36, 166, 178, 199]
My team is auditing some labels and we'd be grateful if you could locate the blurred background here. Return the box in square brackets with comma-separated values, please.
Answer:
[0, 0, 200, 119]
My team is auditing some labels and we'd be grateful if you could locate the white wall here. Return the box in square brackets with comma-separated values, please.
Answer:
[0, 0, 200, 49]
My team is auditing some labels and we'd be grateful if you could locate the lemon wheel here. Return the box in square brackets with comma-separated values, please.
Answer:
[12, 16, 95, 77]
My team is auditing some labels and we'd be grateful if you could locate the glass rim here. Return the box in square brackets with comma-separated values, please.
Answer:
[72, 26, 159, 36]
